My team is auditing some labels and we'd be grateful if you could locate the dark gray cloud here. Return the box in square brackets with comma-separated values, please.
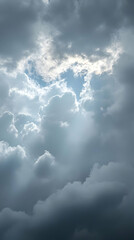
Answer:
[0, 0, 44, 69]
[0, 0, 134, 70]
[43, 0, 134, 58]
[0, 162, 134, 240]
[1, 0, 134, 69]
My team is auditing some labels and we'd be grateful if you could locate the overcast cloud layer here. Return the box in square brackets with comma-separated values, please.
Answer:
[0, 0, 134, 239]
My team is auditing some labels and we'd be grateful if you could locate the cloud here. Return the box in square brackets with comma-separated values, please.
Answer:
[0, 112, 18, 145]
[42, 0, 134, 59]
[0, 162, 134, 240]
[0, 76, 9, 106]
[0, 0, 45, 70]
[34, 151, 56, 178]
[0, 0, 134, 239]
[0, 141, 26, 210]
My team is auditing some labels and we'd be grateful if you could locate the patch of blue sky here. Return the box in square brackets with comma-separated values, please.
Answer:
[25, 62, 84, 98]
[25, 61, 47, 87]
[60, 69, 84, 99]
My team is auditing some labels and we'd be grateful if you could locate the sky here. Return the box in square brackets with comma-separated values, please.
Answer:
[0, 0, 134, 239]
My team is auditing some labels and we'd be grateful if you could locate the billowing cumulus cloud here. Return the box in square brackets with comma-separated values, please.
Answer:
[0, 0, 134, 239]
